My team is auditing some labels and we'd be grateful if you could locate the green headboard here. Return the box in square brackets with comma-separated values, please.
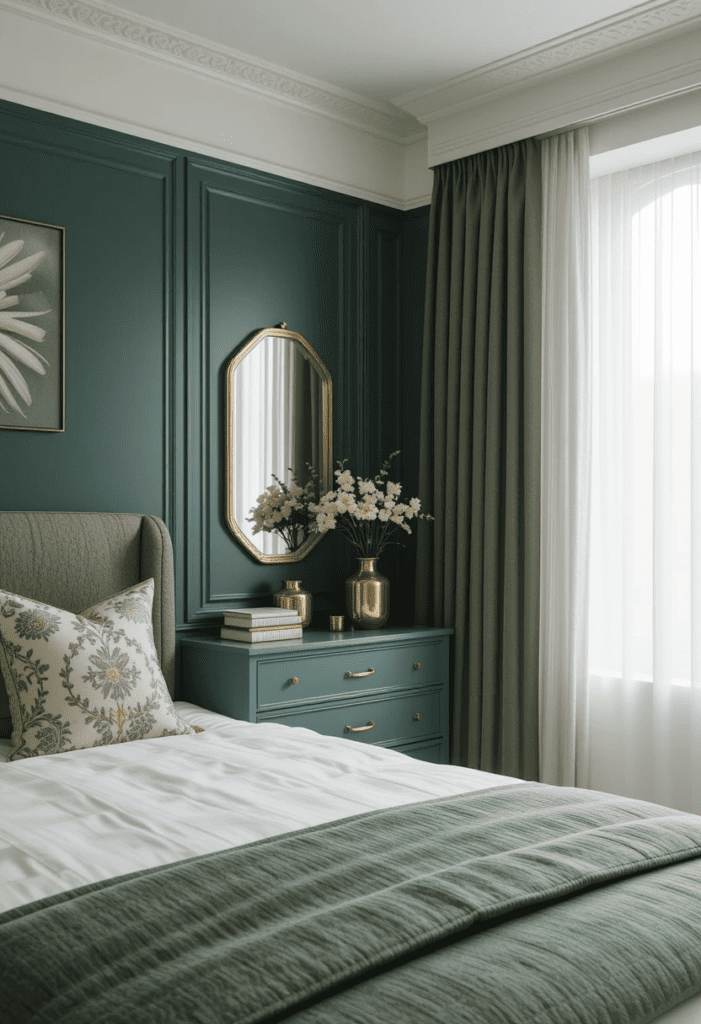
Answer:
[0, 512, 176, 737]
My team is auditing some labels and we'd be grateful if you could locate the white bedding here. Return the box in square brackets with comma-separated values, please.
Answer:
[2, 703, 701, 1024]
[0, 702, 521, 915]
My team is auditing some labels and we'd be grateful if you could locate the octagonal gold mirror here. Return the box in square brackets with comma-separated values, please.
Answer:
[226, 324, 332, 563]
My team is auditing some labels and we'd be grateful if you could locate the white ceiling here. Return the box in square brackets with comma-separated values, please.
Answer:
[100, 0, 649, 104]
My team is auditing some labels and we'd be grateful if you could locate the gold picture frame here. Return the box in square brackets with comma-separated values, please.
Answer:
[0, 213, 65, 432]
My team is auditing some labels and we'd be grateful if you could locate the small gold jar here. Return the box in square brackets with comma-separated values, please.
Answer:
[273, 580, 312, 628]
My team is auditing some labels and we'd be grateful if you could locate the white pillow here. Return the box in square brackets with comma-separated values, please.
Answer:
[0, 580, 194, 761]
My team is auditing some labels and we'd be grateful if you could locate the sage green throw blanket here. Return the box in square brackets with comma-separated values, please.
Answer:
[5, 783, 701, 1024]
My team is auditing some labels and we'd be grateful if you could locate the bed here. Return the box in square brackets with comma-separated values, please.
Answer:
[2, 511, 701, 1024]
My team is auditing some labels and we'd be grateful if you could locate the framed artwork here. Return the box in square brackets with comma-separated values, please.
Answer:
[0, 214, 65, 432]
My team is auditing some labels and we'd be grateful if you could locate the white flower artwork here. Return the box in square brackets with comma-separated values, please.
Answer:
[0, 214, 64, 432]
[0, 233, 50, 418]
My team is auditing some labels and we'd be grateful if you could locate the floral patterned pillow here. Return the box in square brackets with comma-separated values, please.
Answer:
[0, 580, 194, 761]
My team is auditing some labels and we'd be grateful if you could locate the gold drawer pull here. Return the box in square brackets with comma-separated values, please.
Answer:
[290, 677, 299, 686]
[345, 721, 375, 733]
[346, 667, 375, 678]
[413, 662, 422, 670]
[413, 713, 422, 722]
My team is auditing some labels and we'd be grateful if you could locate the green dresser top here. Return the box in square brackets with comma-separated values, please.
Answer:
[180, 626, 452, 658]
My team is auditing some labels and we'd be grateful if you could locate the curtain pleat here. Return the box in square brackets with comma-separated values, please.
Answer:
[416, 140, 542, 779]
[539, 129, 592, 787]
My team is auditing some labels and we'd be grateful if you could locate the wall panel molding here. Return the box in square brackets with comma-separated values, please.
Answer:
[0, 98, 176, 540]
[185, 159, 363, 622]
[1, 98, 418, 631]
[368, 210, 403, 470]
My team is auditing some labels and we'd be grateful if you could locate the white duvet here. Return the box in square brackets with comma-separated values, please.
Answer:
[1, 704, 699, 1024]
[0, 702, 520, 915]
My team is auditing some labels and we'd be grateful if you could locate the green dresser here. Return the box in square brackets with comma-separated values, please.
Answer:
[179, 627, 452, 763]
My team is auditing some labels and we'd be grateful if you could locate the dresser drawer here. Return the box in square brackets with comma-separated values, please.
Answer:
[391, 738, 449, 764]
[259, 688, 444, 746]
[257, 641, 443, 709]
[180, 628, 452, 761]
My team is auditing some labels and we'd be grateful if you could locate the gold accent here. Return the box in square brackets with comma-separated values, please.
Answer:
[273, 580, 312, 628]
[108, 667, 120, 682]
[345, 721, 375, 733]
[413, 662, 422, 670]
[345, 667, 375, 678]
[345, 557, 389, 629]
[413, 712, 422, 721]
[329, 615, 344, 631]
[32, 618, 45, 630]
[290, 676, 299, 685]
[225, 324, 332, 563]
[115, 705, 127, 737]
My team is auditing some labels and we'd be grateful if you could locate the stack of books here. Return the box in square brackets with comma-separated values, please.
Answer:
[220, 606, 303, 643]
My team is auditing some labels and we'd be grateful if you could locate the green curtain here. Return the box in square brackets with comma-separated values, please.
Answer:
[416, 139, 542, 780]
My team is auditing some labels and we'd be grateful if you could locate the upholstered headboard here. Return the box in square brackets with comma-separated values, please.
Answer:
[0, 512, 176, 737]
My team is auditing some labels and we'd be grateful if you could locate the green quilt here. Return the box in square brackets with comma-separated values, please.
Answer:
[4, 782, 701, 1024]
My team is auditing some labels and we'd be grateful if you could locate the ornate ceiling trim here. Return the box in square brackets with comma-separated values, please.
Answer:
[0, 0, 425, 143]
[4, 0, 701, 148]
[396, 0, 701, 121]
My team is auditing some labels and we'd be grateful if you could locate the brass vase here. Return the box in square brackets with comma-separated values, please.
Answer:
[273, 580, 313, 628]
[346, 557, 389, 629]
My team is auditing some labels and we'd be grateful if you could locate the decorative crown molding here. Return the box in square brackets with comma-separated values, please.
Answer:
[0, 0, 425, 143]
[5, 0, 701, 157]
[395, 0, 701, 121]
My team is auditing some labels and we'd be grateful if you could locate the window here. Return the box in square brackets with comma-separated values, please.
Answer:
[590, 160, 701, 687]
[586, 151, 701, 809]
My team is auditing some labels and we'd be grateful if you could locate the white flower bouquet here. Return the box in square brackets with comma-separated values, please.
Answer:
[247, 465, 320, 552]
[309, 451, 431, 558]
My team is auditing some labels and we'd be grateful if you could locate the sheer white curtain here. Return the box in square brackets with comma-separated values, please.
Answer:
[539, 128, 592, 787]
[586, 151, 701, 813]
[234, 337, 295, 556]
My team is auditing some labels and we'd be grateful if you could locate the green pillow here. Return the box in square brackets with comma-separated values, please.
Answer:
[0, 580, 193, 761]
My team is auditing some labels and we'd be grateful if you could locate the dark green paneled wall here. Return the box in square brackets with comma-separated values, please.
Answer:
[396, 206, 431, 623]
[0, 105, 176, 522]
[0, 98, 429, 630]
[185, 159, 362, 624]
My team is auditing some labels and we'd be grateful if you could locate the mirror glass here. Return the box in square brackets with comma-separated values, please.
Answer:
[226, 326, 332, 563]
